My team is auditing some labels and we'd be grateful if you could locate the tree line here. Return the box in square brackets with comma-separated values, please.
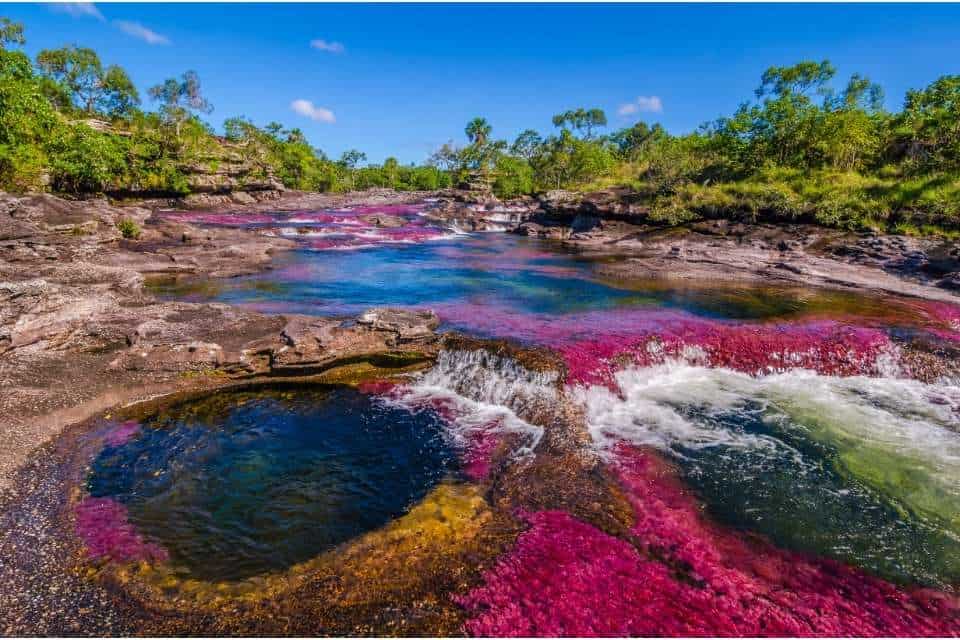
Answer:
[2, 14, 958, 232]
[432, 62, 959, 232]
[0, 17, 449, 195]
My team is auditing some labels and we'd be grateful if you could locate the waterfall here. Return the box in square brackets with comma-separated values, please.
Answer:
[389, 349, 556, 454]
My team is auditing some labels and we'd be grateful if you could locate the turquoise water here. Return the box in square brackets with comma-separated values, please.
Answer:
[86, 386, 458, 581]
[149, 232, 936, 332]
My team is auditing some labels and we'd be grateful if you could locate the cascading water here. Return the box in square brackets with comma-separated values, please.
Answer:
[573, 362, 960, 588]
[383, 349, 555, 478]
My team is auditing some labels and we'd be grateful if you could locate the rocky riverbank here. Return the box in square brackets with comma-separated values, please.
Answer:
[427, 187, 960, 301]
[0, 189, 438, 497]
[2, 187, 959, 635]
[3, 186, 959, 493]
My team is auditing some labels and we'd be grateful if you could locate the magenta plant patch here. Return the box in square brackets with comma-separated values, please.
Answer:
[430, 304, 897, 387]
[455, 446, 960, 636]
[74, 497, 168, 564]
[159, 205, 451, 252]
[557, 318, 895, 387]
[103, 420, 141, 447]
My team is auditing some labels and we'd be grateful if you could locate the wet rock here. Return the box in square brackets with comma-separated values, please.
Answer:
[538, 190, 582, 213]
[269, 311, 438, 376]
[357, 308, 440, 343]
[938, 272, 960, 291]
[571, 214, 601, 234]
[109, 341, 224, 372]
[515, 222, 570, 240]
[230, 191, 257, 205]
[926, 243, 960, 276]
[359, 213, 407, 228]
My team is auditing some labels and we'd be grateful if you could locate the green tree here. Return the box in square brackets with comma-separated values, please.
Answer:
[817, 74, 886, 170]
[148, 70, 212, 138]
[338, 149, 366, 169]
[428, 141, 463, 173]
[510, 129, 542, 160]
[552, 107, 608, 139]
[100, 65, 140, 118]
[337, 149, 367, 190]
[383, 156, 400, 187]
[465, 117, 492, 146]
[895, 75, 960, 171]
[461, 118, 505, 176]
[492, 155, 533, 198]
[709, 60, 844, 171]
[609, 121, 667, 160]
[47, 124, 126, 193]
[531, 128, 613, 189]
[756, 60, 836, 99]
[36, 46, 139, 117]
[0, 16, 25, 48]
[0, 22, 62, 191]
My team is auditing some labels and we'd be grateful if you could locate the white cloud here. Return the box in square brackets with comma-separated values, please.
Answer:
[310, 39, 345, 54]
[617, 95, 663, 116]
[113, 20, 170, 45]
[291, 99, 336, 123]
[50, 2, 104, 21]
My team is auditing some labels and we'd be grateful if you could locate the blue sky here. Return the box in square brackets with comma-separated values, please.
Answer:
[6, 3, 960, 164]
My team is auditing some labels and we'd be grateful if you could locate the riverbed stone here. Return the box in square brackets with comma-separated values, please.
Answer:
[357, 307, 440, 342]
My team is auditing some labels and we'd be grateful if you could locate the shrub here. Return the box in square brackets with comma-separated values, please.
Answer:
[116, 218, 140, 239]
[493, 156, 533, 198]
[48, 124, 126, 193]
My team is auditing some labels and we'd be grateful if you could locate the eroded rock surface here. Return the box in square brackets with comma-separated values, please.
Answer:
[426, 188, 960, 303]
[0, 191, 447, 497]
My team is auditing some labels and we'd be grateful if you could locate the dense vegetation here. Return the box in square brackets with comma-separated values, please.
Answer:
[0, 18, 450, 196]
[440, 62, 960, 233]
[2, 15, 958, 233]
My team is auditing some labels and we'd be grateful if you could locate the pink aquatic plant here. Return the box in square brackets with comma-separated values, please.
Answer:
[430, 304, 897, 386]
[558, 318, 895, 387]
[357, 379, 399, 395]
[455, 446, 960, 636]
[921, 300, 960, 342]
[75, 497, 168, 564]
[103, 420, 141, 447]
[157, 204, 452, 252]
[459, 425, 502, 482]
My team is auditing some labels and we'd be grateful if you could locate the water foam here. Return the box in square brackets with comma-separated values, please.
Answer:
[388, 349, 552, 456]
[577, 362, 960, 538]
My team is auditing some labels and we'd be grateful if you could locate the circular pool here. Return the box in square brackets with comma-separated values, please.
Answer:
[85, 385, 459, 582]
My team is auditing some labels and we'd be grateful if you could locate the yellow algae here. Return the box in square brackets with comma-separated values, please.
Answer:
[96, 481, 508, 620]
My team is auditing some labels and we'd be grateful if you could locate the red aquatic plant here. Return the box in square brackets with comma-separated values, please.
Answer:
[157, 204, 452, 252]
[455, 446, 960, 636]
[357, 379, 399, 395]
[921, 300, 960, 342]
[559, 319, 895, 388]
[432, 304, 896, 387]
[459, 426, 502, 482]
[74, 497, 168, 564]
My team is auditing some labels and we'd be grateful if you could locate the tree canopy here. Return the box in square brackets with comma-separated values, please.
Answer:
[35, 45, 140, 116]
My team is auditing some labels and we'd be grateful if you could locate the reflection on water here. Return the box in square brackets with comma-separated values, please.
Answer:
[148, 230, 952, 343]
[86, 386, 458, 582]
